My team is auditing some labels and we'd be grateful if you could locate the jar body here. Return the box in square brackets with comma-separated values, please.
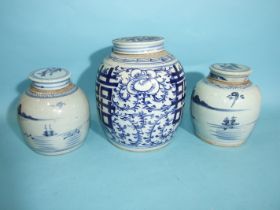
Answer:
[18, 85, 90, 155]
[96, 51, 186, 151]
[191, 79, 261, 146]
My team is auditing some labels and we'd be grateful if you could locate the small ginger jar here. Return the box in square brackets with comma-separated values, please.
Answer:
[96, 36, 186, 152]
[191, 63, 261, 147]
[18, 67, 90, 155]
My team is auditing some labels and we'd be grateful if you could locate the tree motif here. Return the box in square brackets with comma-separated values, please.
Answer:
[227, 92, 245, 107]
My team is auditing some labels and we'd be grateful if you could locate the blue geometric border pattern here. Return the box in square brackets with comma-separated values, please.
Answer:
[96, 65, 118, 129]
[109, 54, 176, 65]
[170, 63, 186, 124]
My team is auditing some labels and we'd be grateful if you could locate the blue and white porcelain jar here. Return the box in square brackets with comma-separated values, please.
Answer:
[191, 63, 261, 147]
[96, 36, 186, 151]
[18, 68, 90, 155]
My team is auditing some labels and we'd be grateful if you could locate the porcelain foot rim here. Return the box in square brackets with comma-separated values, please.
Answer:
[107, 139, 172, 152]
[195, 132, 246, 147]
[29, 143, 84, 156]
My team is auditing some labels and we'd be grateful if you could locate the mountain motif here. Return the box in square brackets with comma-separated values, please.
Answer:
[17, 104, 48, 121]
[192, 94, 245, 112]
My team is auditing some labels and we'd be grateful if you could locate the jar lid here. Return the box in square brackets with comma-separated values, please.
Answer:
[29, 67, 71, 90]
[112, 36, 164, 54]
[29, 67, 71, 83]
[210, 63, 251, 77]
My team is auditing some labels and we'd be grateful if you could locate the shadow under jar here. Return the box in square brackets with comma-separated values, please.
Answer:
[191, 63, 261, 147]
[96, 36, 186, 152]
[18, 68, 90, 155]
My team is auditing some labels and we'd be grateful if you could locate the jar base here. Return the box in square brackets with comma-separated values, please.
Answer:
[107, 139, 171, 152]
[195, 131, 246, 147]
[29, 143, 84, 156]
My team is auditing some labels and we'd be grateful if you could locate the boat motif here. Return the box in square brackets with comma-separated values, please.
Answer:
[221, 116, 239, 130]
[24, 124, 82, 153]
[207, 116, 241, 140]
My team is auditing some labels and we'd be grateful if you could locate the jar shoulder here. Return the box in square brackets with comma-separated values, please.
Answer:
[194, 79, 261, 95]
[102, 50, 181, 68]
[18, 88, 89, 119]
[192, 79, 261, 109]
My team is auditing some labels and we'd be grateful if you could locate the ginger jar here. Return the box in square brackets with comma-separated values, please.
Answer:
[96, 36, 186, 151]
[191, 63, 261, 146]
[18, 67, 90, 155]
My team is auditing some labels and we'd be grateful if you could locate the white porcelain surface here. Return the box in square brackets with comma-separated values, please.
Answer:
[191, 63, 261, 146]
[18, 68, 90, 155]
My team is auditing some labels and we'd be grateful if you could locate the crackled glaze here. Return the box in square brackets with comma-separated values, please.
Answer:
[191, 63, 261, 147]
[18, 68, 90, 155]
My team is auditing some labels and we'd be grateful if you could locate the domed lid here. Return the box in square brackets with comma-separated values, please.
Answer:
[29, 67, 71, 90]
[112, 36, 165, 54]
[29, 67, 71, 83]
[210, 63, 251, 77]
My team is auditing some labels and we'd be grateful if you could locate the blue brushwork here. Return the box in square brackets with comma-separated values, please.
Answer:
[212, 132, 241, 141]
[50, 101, 66, 109]
[227, 92, 245, 107]
[192, 94, 246, 112]
[209, 73, 227, 81]
[43, 124, 57, 136]
[17, 104, 46, 121]
[221, 116, 239, 130]
[109, 54, 175, 65]
[208, 116, 241, 140]
[96, 62, 185, 149]
[219, 63, 242, 71]
[39, 124, 81, 141]
[38, 67, 62, 77]
[24, 124, 82, 154]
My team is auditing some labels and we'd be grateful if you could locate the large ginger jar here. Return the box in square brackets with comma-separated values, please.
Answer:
[96, 36, 186, 151]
